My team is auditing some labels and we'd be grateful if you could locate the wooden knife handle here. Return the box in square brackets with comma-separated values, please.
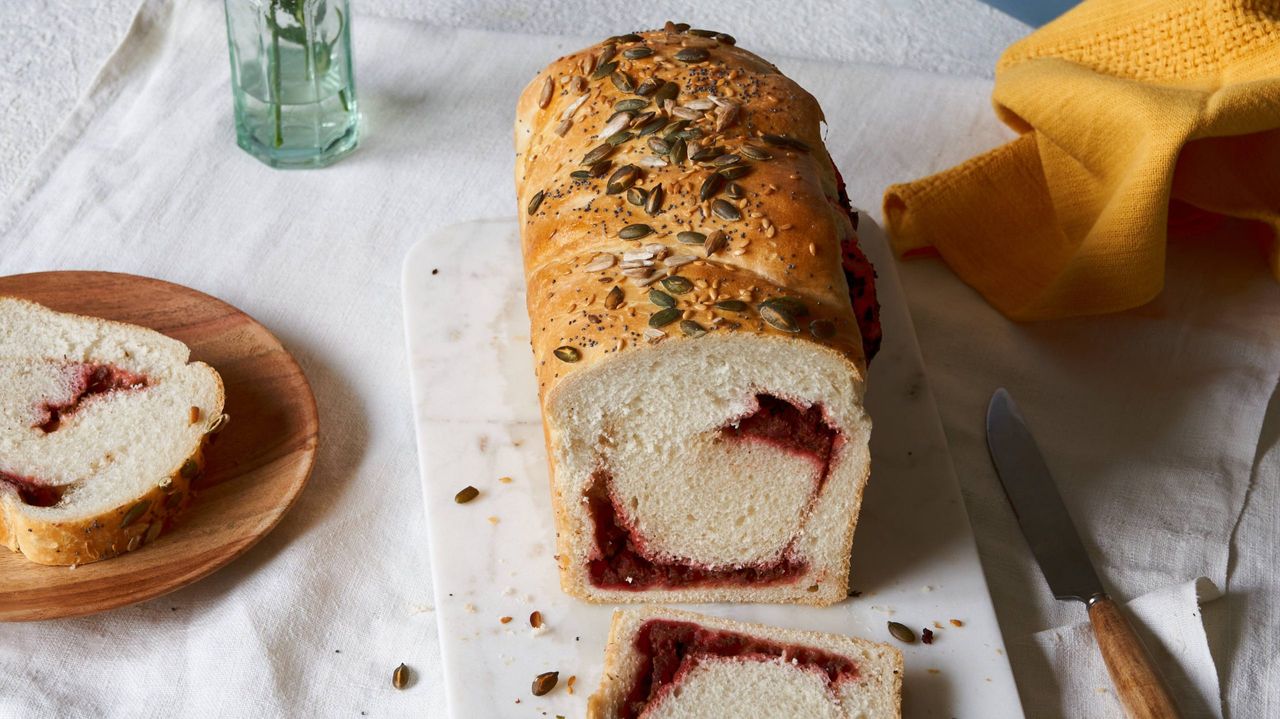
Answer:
[1087, 594, 1182, 719]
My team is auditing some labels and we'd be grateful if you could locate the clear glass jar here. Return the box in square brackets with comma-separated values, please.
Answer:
[223, 0, 359, 169]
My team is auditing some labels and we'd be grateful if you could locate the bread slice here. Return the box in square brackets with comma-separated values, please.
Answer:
[0, 297, 225, 565]
[588, 607, 902, 719]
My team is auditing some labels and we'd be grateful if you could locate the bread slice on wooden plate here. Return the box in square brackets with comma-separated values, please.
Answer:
[588, 606, 903, 719]
[0, 297, 225, 565]
[515, 27, 880, 605]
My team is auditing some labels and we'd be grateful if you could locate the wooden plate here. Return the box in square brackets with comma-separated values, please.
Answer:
[0, 272, 318, 621]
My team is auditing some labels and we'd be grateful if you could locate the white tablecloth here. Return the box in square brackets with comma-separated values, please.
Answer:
[2, 1, 1274, 717]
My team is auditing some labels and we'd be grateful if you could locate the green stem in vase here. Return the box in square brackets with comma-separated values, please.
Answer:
[271, 19, 283, 148]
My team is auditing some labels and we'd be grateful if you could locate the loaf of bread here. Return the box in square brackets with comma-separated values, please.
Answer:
[588, 606, 902, 718]
[0, 297, 225, 565]
[514, 24, 880, 605]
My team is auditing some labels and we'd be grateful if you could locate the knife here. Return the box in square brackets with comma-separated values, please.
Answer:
[985, 388, 1182, 719]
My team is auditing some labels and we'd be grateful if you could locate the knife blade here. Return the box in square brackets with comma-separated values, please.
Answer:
[985, 387, 1102, 603]
[986, 388, 1181, 719]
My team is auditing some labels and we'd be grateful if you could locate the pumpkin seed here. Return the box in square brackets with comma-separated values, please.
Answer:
[649, 307, 681, 328]
[699, 173, 725, 201]
[648, 136, 671, 154]
[598, 44, 618, 65]
[715, 32, 736, 45]
[634, 77, 661, 96]
[704, 230, 728, 256]
[674, 127, 703, 141]
[726, 182, 744, 199]
[532, 671, 559, 697]
[688, 28, 717, 37]
[690, 144, 721, 162]
[628, 111, 655, 128]
[711, 199, 742, 221]
[606, 165, 639, 194]
[661, 119, 689, 141]
[180, 458, 199, 480]
[537, 76, 554, 109]
[711, 153, 741, 167]
[672, 22, 691, 32]
[570, 170, 591, 180]
[610, 71, 635, 93]
[582, 143, 613, 165]
[623, 46, 653, 59]
[645, 184, 664, 216]
[888, 621, 916, 644]
[637, 116, 667, 136]
[769, 296, 809, 316]
[590, 60, 618, 81]
[206, 413, 230, 434]
[553, 346, 581, 362]
[527, 190, 545, 215]
[649, 289, 676, 308]
[810, 319, 836, 339]
[120, 500, 150, 528]
[589, 160, 612, 178]
[675, 47, 710, 63]
[661, 275, 694, 294]
[758, 302, 800, 333]
[619, 223, 654, 240]
[626, 187, 647, 206]
[455, 486, 480, 503]
[715, 299, 748, 312]
[669, 137, 687, 166]
[763, 133, 811, 152]
[677, 231, 706, 245]
[393, 663, 410, 690]
[718, 164, 751, 180]
[680, 320, 707, 338]
[607, 130, 634, 146]
[615, 98, 649, 112]
[654, 81, 679, 104]
[740, 144, 773, 161]
[604, 285, 624, 309]
[615, 33, 643, 43]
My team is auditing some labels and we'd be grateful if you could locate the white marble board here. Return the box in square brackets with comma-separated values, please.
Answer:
[403, 219, 1022, 718]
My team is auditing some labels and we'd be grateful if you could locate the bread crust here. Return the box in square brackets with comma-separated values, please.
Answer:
[515, 28, 870, 604]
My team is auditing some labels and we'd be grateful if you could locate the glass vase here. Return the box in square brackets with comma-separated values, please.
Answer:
[223, 0, 359, 169]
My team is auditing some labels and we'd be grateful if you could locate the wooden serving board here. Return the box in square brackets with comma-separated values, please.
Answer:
[0, 271, 318, 621]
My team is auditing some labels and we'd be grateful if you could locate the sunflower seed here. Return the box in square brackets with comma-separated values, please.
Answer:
[649, 307, 681, 327]
[619, 223, 654, 240]
[619, 259, 653, 269]
[675, 47, 710, 63]
[647, 137, 671, 154]
[699, 173, 725, 201]
[718, 164, 751, 180]
[758, 302, 799, 332]
[740, 144, 773, 161]
[623, 249, 655, 261]
[610, 70, 635, 93]
[606, 165, 640, 194]
[888, 622, 916, 644]
[654, 81, 679, 104]
[634, 77, 662, 96]
[704, 230, 728, 256]
[604, 285, 624, 309]
[582, 143, 613, 165]
[537, 76, 554, 109]
[715, 299, 748, 312]
[527, 190, 545, 215]
[714, 104, 740, 132]
[661, 275, 694, 294]
[532, 671, 559, 697]
[645, 184, 664, 215]
[589, 159, 612, 178]
[554, 118, 573, 136]
[685, 98, 715, 111]
[629, 111, 655, 128]
[638, 156, 669, 168]
[615, 98, 649, 112]
[669, 137, 687, 165]
[680, 320, 707, 338]
[664, 254, 696, 267]
[121, 500, 150, 528]
[553, 346, 582, 362]
[393, 663, 410, 690]
[726, 182, 744, 199]
[455, 486, 479, 503]
[583, 254, 615, 272]
[763, 133, 810, 151]
[810, 319, 836, 339]
[560, 93, 588, 120]
[678, 231, 706, 245]
[672, 106, 702, 121]
[623, 46, 653, 59]
[626, 187, 647, 206]
[598, 112, 632, 139]
[649, 289, 676, 308]
[711, 199, 742, 221]
[591, 60, 618, 81]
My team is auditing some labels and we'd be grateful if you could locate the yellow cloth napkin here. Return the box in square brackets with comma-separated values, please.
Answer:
[883, 0, 1280, 320]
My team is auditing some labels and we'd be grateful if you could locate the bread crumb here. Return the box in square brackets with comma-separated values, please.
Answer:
[498, 476, 513, 484]
[950, 619, 964, 627]
[487, 516, 500, 525]
[927, 669, 941, 675]
[464, 603, 477, 613]
[500, 616, 513, 624]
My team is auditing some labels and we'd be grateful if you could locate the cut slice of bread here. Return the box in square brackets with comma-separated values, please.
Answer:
[588, 606, 902, 719]
[0, 297, 225, 565]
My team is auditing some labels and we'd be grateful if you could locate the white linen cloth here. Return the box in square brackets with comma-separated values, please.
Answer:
[0, 0, 1271, 716]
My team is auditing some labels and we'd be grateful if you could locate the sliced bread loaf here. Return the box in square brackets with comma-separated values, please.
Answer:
[0, 297, 225, 565]
[588, 606, 902, 719]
